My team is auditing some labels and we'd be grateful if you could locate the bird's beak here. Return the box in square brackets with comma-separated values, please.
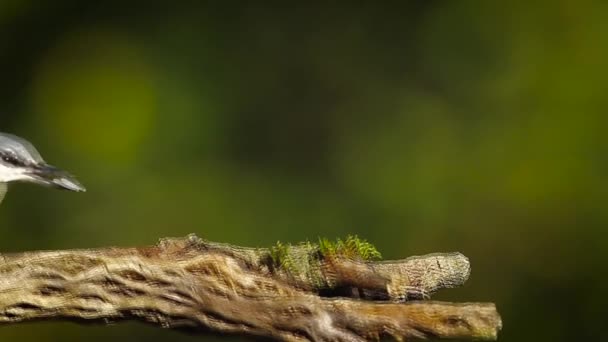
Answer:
[28, 164, 86, 192]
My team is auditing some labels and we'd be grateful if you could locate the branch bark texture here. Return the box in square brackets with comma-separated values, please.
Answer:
[0, 235, 501, 341]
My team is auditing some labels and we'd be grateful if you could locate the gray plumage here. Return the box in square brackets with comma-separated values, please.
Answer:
[0, 133, 44, 164]
[0, 132, 85, 205]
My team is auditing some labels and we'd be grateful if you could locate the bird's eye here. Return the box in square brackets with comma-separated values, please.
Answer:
[1, 154, 20, 165]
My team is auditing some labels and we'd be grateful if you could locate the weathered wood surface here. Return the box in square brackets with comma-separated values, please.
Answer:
[0, 235, 501, 341]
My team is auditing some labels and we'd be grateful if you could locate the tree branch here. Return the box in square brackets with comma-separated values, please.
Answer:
[0, 235, 501, 341]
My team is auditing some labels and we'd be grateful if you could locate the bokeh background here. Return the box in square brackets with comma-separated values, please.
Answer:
[0, 1, 606, 341]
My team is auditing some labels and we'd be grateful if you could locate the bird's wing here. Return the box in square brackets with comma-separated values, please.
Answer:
[0, 183, 6, 205]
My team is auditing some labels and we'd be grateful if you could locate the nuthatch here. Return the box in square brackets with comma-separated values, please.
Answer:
[0, 132, 85, 204]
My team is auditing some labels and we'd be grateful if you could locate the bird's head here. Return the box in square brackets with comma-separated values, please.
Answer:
[0, 133, 85, 192]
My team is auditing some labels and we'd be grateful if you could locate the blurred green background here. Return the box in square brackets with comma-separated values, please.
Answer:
[0, 1, 606, 341]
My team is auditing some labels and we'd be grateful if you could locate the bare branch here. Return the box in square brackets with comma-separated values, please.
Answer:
[0, 235, 501, 341]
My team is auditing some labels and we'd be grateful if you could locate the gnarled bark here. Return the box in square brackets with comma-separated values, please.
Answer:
[0, 235, 501, 341]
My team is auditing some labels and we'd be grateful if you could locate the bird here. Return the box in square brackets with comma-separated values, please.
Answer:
[0, 132, 85, 205]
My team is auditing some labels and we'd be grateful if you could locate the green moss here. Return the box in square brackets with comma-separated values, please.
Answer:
[269, 235, 382, 273]
[269, 241, 291, 269]
[318, 235, 382, 261]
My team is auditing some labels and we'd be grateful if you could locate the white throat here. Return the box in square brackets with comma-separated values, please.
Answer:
[0, 163, 29, 183]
